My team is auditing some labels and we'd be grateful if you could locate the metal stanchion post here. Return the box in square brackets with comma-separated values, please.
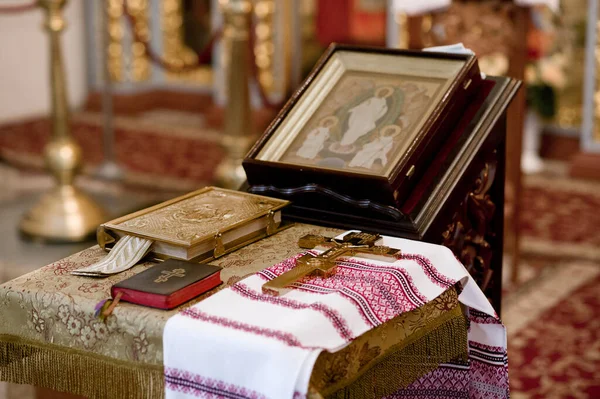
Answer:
[20, 0, 107, 242]
[214, 0, 254, 190]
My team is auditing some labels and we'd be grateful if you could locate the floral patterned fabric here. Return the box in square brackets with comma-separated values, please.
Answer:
[0, 224, 342, 366]
[0, 224, 465, 398]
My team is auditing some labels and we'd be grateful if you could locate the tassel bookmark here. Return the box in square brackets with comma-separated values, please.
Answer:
[94, 292, 123, 321]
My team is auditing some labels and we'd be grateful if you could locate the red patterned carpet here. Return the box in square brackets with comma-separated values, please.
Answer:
[512, 276, 600, 398]
[0, 113, 224, 189]
[503, 262, 600, 398]
[508, 173, 600, 398]
[520, 174, 600, 261]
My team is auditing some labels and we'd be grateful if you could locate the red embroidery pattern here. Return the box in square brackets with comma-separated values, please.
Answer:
[469, 309, 501, 324]
[388, 353, 509, 399]
[336, 258, 428, 305]
[388, 363, 470, 398]
[165, 367, 267, 399]
[180, 308, 308, 348]
[231, 283, 353, 341]
[260, 271, 377, 327]
[396, 253, 456, 288]
[469, 358, 509, 399]
[469, 342, 508, 366]
[42, 259, 80, 276]
[303, 249, 455, 289]
[259, 255, 427, 327]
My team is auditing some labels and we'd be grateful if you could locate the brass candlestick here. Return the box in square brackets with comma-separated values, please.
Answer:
[20, 0, 107, 242]
[214, 0, 254, 190]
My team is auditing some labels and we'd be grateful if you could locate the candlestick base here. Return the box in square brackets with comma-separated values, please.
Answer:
[20, 185, 107, 243]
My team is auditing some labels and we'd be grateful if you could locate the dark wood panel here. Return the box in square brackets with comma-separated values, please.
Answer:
[570, 152, 600, 180]
[539, 132, 580, 161]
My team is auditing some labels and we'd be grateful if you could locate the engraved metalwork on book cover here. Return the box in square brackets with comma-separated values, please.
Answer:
[101, 187, 289, 248]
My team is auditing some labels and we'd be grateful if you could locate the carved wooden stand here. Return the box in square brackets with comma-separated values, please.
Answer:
[404, 0, 528, 310]
[438, 150, 505, 312]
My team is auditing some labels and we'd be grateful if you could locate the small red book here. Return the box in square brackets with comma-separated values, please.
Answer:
[111, 259, 222, 310]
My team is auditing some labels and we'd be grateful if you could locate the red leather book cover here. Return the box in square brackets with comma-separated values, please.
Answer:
[111, 259, 222, 310]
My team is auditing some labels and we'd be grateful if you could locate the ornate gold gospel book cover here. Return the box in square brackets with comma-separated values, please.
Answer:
[97, 187, 289, 261]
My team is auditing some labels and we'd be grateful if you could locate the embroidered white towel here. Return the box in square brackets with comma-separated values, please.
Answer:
[163, 232, 500, 399]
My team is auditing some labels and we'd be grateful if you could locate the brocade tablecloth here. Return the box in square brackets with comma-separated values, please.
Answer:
[0, 224, 466, 398]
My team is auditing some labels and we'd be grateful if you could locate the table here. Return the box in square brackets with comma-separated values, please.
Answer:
[0, 224, 467, 399]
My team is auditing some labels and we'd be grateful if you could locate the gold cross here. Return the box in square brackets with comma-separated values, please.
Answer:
[262, 232, 400, 296]
[154, 268, 186, 283]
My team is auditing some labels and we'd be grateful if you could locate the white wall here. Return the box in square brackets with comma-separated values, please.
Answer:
[0, 1, 87, 123]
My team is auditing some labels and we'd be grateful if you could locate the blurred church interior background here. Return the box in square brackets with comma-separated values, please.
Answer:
[0, 0, 599, 398]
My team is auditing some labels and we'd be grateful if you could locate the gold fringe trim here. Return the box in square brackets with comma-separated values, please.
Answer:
[1, 300, 466, 399]
[323, 307, 468, 399]
[0, 334, 163, 399]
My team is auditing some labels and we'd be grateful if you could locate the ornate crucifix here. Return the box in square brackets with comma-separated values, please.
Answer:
[262, 232, 400, 296]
